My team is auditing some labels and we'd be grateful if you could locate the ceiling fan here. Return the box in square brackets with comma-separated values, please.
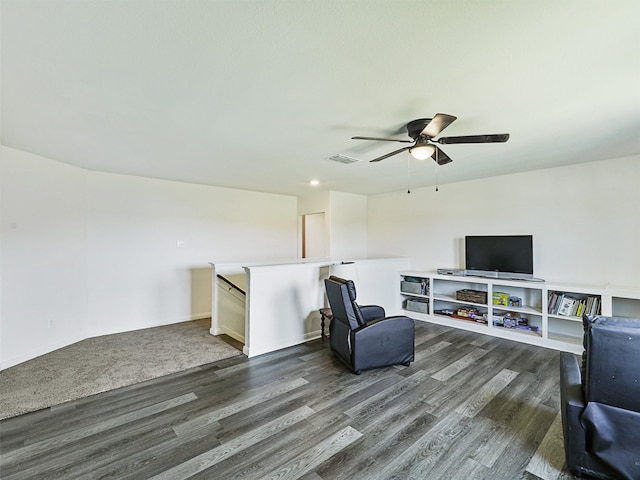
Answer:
[352, 114, 509, 165]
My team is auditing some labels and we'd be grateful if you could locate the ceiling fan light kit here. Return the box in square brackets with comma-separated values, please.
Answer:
[351, 113, 509, 165]
[409, 142, 436, 160]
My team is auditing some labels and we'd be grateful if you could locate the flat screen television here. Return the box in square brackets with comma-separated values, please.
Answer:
[465, 235, 533, 280]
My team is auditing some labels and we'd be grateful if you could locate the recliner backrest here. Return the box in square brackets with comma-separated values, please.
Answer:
[583, 315, 640, 412]
[324, 276, 365, 329]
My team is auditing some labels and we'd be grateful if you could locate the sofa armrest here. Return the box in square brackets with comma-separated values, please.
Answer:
[561, 352, 585, 409]
[560, 352, 589, 475]
[560, 351, 636, 480]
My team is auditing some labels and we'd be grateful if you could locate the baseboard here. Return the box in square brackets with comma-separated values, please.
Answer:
[1, 332, 86, 371]
[244, 330, 321, 358]
[212, 325, 245, 345]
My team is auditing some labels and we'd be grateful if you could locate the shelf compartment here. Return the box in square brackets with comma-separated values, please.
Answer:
[401, 291, 429, 300]
[433, 294, 487, 308]
[548, 313, 584, 323]
[491, 311, 542, 337]
[493, 304, 543, 316]
[433, 279, 488, 304]
[433, 298, 488, 312]
[433, 299, 488, 325]
[612, 297, 640, 318]
[400, 276, 429, 296]
[403, 298, 429, 315]
[548, 316, 584, 344]
[492, 284, 543, 313]
[400, 282, 427, 296]
[548, 290, 601, 317]
[491, 325, 543, 339]
[547, 331, 583, 346]
[433, 313, 489, 328]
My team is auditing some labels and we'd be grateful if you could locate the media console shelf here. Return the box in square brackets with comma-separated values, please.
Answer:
[399, 271, 640, 354]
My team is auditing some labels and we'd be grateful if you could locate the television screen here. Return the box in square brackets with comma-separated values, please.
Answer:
[465, 235, 533, 278]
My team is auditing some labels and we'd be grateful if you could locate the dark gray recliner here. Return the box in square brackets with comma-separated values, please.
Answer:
[560, 314, 640, 480]
[324, 276, 414, 374]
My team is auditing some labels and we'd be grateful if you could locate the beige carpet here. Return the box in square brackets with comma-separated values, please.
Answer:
[0, 318, 243, 420]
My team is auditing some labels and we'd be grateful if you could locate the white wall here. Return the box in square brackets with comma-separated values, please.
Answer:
[367, 156, 640, 287]
[298, 190, 330, 258]
[297, 190, 368, 261]
[85, 171, 297, 336]
[302, 212, 326, 258]
[329, 191, 367, 260]
[5, 146, 637, 369]
[1, 146, 298, 368]
[1, 148, 89, 367]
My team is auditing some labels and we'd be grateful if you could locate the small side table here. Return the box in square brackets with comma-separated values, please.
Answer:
[319, 307, 333, 342]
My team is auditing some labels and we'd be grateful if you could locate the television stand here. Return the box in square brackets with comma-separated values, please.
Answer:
[399, 271, 640, 354]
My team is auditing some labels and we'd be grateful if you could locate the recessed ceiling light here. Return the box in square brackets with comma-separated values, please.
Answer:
[309, 179, 320, 186]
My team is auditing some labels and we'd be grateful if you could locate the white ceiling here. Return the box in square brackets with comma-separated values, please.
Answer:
[2, 0, 639, 197]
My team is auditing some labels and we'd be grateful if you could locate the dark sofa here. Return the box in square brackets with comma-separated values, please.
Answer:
[560, 314, 640, 480]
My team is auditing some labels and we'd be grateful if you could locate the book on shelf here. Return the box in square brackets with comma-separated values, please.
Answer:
[588, 296, 601, 316]
[548, 291, 568, 314]
[547, 291, 601, 317]
[557, 296, 577, 316]
[585, 297, 593, 315]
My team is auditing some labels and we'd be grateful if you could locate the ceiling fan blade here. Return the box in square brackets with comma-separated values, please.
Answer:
[369, 146, 411, 163]
[437, 133, 510, 144]
[352, 136, 413, 143]
[432, 146, 453, 165]
[420, 113, 457, 138]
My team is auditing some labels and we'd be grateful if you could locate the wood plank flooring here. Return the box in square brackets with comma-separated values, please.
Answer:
[0, 322, 581, 480]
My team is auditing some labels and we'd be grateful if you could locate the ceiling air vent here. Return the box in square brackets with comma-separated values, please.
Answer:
[329, 154, 359, 164]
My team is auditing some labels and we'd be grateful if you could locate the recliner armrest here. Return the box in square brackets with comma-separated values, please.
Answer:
[354, 315, 414, 335]
[358, 305, 386, 323]
[351, 316, 415, 373]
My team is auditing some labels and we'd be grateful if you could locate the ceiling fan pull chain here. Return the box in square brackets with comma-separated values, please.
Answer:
[407, 154, 411, 194]
[435, 149, 439, 192]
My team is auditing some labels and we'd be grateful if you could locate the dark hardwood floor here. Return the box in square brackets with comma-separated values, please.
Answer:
[0, 322, 580, 480]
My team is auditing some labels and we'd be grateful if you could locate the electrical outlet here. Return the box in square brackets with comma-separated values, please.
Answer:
[176, 240, 185, 248]
[48, 319, 54, 328]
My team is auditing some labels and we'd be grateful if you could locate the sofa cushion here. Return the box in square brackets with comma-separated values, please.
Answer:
[581, 402, 640, 480]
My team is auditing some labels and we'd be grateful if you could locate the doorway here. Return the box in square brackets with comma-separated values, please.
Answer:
[300, 212, 326, 258]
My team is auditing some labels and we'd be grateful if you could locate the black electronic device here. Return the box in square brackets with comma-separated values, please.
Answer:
[464, 235, 533, 280]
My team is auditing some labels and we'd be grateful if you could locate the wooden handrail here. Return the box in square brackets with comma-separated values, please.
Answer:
[216, 274, 246, 296]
